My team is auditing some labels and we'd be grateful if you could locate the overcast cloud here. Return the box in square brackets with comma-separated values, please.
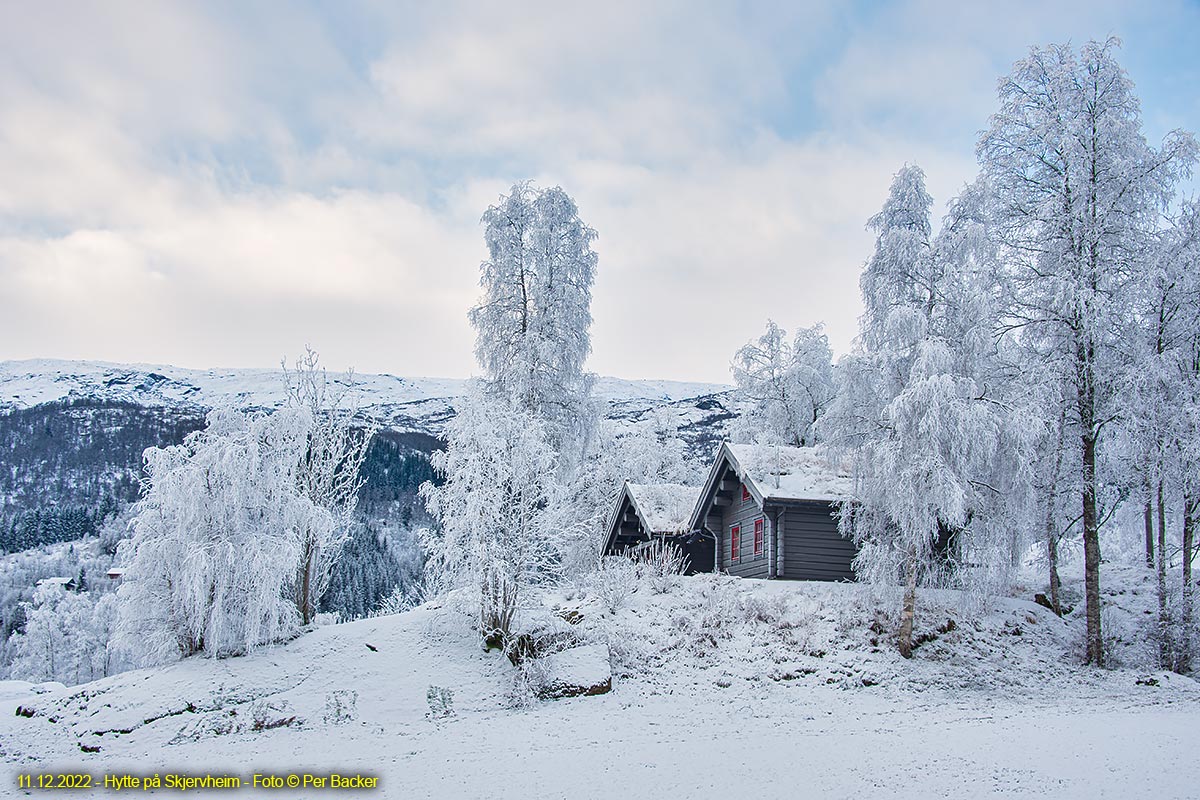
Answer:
[1, 0, 1197, 382]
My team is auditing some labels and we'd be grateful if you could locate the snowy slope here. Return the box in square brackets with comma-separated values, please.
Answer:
[3, 577, 1198, 799]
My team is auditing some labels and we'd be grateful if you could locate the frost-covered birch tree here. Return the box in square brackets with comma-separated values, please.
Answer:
[423, 182, 599, 647]
[978, 38, 1197, 665]
[9, 584, 120, 685]
[468, 183, 598, 475]
[420, 386, 557, 647]
[1121, 201, 1200, 669]
[117, 408, 334, 662]
[731, 321, 834, 447]
[283, 347, 377, 626]
[1171, 204, 1200, 670]
[822, 166, 1031, 658]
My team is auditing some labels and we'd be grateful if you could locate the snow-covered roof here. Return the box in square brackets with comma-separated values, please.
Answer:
[626, 483, 699, 534]
[725, 443, 854, 502]
[687, 442, 853, 531]
[35, 576, 76, 588]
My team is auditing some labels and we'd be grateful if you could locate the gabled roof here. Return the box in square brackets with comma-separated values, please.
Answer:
[725, 443, 854, 502]
[602, 481, 700, 554]
[626, 483, 698, 534]
[36, 576, 77, 588]
[688, 442, 854, 530]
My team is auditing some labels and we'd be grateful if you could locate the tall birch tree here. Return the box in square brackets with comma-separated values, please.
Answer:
[283, 347, 376, 626]
[823, 168, 1030, 657]
[978, 38, 1197, 664]
[731, 321, 835, 447]
[424, 182, 599, 647]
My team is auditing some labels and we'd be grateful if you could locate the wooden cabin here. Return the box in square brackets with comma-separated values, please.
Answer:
[602, 481, 713, 574]
[688, 442, 857, 581]
[35, 576, 78, 592]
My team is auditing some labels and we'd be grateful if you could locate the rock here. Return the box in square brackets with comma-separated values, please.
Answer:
[529, 644, 612, 699]
[555, 608, 584, 625]
[1033, 593, 1055, 611]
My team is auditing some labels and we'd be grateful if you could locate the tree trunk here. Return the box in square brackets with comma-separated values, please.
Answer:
[1079, 399, 1103, 664]
[898, 546, 918, 659]
[1047, 518, 1062, 617]
[297, 537, 315, 626]
[1182, 493, 1196, 672]
[1045, 410, 1066, 617]
[1144, 496, 1155, 569]
[1156, 482, 1169, 668]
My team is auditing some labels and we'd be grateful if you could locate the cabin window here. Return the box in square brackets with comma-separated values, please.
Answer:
[741, 484, 750, 502]
[730, 525, 740, 563]
[754, 518, 764, 557]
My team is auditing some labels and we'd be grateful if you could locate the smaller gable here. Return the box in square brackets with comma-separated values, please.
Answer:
[626, 483, 698, 535]
[602, 481, 700, 556]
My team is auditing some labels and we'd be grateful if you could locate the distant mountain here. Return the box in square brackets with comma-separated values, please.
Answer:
[0, 359, 731, 434]
[0, 359, 742, 555]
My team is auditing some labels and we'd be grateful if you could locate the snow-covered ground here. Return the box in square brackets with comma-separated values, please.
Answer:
[3, 573, 1196, 799]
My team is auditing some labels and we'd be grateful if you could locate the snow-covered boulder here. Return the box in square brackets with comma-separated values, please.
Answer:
[530, 644, 612, 699]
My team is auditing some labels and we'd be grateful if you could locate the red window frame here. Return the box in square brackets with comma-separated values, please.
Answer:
[754, 518, 764, 557]
[730, 525, 740, 563]
[742, 484, 750, 502]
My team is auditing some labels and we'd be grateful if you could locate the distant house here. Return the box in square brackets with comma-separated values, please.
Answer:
[105, 568, 126, 582]
[601, 481, 714, 574]
[35, 576, 78, 592]
[687, 442, 858, 581]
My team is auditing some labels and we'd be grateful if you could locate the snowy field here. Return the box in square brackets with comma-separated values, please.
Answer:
[3, 574, 1197, 800]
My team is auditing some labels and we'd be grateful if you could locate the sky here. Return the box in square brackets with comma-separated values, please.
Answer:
[1, 1, 1198, 383]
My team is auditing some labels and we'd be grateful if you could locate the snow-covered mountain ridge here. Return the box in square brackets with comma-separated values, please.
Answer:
[0, 360, 742, 541]
[0, 359, 730, 414]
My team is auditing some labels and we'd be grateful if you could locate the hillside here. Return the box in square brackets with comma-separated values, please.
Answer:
[0, 359, 743, 666]
[2, 575, 1197, 799]
[0, 359, 741, 553]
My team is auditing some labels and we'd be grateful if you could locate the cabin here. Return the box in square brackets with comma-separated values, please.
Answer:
[688, 442, 857, 581]
[602, 481, 714, 574]
[35, 576, 78, 592]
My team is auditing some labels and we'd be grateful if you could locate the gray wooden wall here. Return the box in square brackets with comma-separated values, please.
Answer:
[720, 483, 769, 579]
[716, 492, 855, 581]
[778, 502, 856, 581]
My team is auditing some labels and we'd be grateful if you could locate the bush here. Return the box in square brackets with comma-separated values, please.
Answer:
[322, 690, 358, 725]
[426, 686, 454, 721]
[639, 540, 689, 595]
[584, 556, 642, 613]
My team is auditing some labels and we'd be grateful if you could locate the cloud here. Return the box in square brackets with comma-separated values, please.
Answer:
[0, 1, 1196, 382]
